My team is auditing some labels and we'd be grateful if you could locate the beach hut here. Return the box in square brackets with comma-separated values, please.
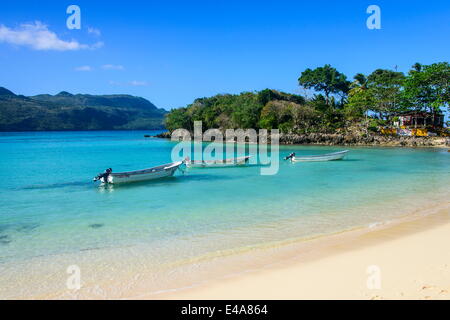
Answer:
[397, 111, 444, 129]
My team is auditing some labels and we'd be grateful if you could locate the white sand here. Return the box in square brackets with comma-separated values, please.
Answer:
[158, 209, 450, 300]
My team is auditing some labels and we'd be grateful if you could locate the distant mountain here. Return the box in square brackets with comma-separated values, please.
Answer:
[0, 87, 167, 131]
[0, 87, 16, 96]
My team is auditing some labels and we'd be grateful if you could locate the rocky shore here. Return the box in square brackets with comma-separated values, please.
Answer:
[152, 131, 449, 147]
[279, 133, 449, 147]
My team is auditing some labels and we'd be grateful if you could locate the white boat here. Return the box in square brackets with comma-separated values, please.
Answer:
[185, 156, 251, 168]
[290, 150, 349, 162]
[93, 161, 183, 184]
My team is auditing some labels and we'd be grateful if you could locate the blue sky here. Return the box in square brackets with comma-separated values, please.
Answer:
[0, 0, 449, 110]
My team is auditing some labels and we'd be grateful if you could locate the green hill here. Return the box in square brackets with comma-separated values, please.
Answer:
[0, 87, 167, 131]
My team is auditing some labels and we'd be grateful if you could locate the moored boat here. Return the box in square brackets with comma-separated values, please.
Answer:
[185, 156, 251, 168]
[93, 161, 183, 184]
[287, 150, 349, 162]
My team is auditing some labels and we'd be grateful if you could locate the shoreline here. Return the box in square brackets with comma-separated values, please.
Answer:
[153, 131, 450, 148]
[0, 197, 448, 299]
[0, 176, 449, 300]
[151, 203, 450, 300]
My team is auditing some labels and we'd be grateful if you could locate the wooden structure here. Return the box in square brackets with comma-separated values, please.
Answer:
[398, 111, 444, 129]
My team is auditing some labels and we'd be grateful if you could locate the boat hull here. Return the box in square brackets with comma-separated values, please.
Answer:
[100, 161, 182, 184]
[291, 150, 349, 162]
[186, 156, 251, 168]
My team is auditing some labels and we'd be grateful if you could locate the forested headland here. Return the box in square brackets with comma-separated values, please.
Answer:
[165, 62, 449, 141]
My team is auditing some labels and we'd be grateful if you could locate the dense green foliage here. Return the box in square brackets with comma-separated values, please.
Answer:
[166, 62, 449, 134]
[165, 89, 328, 133]
[0, 89, 166, 131]
[2, 62, 448, 133]
[346, 62, 449, 122]
[402, 62, 450, 113]
[298, 64, 350, 105]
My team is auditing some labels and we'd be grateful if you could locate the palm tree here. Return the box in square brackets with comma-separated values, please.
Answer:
[350, 73, 368, 93]
[411, 62, 422, 72]
[349, 73, 370, 133]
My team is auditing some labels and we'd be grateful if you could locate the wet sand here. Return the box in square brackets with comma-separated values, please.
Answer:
[155, 207, 450, 300]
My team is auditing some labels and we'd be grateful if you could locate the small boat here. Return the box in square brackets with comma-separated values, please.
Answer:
[93, 161, 183, 184]
[288, 150, 349, 162]
[185, 156, 251, 168]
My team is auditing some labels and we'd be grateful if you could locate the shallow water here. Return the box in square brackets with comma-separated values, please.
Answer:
[0, 131, 449, 298]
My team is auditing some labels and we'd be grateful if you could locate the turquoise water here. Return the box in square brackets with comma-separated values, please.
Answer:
[0, 131, 449, 298]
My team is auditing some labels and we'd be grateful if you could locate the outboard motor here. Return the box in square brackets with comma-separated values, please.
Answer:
[284, 153, 296, 160]
[93, 168, 112, 183]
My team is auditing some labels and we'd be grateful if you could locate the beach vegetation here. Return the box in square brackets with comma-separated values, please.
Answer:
[165, 62, 449, 135]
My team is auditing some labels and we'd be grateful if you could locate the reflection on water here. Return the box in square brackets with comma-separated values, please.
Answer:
[19, 181, 91, 191]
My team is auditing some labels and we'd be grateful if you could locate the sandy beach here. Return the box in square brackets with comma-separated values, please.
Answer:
[157, 207, 450, 300]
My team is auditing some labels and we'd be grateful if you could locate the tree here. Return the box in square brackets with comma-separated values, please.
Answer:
[425, 62, 450, 112]
[402, 62, 450, 114]
[351, 73, 368, 92]
[366, 69, 405, 118]
[164, 90, 306, 132]
[259, 101, 293, 131]
[163, 62, 448, 135]
[165, 107, 191, 132]
[345, 73, 374, 122]
[411, 62, 422, 72]
[298, 64, 350, 106]
[305, 95, 344, 132]
[291, 104, 321, 133]
[228, 92, 262, 128]
[257, 89, 305, 106]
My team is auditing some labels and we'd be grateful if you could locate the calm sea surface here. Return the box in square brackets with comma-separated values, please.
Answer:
[0, 131, 449, 298]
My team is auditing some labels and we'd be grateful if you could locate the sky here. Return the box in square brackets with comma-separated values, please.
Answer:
[0, 0, 449, 110]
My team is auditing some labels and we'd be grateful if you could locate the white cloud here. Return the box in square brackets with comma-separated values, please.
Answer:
[130, 80, 148, 86]
[87, 27, 101, 37]
[0, 21, 103, 51]
[102, 64, 125, 71]
[108, 80, 149, 86]
[75, 65, 92, 72]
